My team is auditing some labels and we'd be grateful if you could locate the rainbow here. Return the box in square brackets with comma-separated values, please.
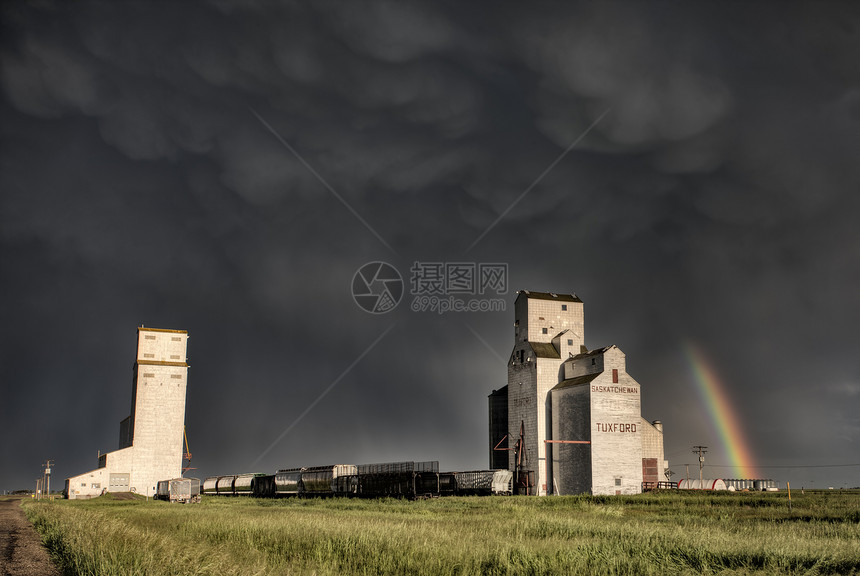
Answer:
[684, 344, 757, 479]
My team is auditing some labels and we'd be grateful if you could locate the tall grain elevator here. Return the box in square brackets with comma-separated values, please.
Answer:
[65, 327, 189, 499]
[489, 290, 666, 495]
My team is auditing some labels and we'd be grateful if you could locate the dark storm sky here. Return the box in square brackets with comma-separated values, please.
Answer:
[2, 1, 859, 491]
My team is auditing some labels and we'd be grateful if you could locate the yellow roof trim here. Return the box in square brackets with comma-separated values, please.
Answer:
[137, 327, 188, 334]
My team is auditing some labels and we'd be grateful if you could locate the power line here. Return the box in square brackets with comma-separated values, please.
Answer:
[666, 449, 694, 459]
[701, 463, 860, 469]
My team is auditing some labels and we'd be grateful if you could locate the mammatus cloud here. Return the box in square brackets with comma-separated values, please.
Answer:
[518, 5, 733, 152]
[1, 1, 859, 491]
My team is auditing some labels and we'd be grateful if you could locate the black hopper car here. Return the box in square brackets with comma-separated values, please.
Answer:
[202, 461, 513, 500]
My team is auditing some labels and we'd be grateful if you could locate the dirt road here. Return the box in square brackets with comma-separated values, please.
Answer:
[0, 497, 61, 576]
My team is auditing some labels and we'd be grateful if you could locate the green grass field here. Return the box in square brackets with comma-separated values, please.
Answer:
[23, 491, 860, 576]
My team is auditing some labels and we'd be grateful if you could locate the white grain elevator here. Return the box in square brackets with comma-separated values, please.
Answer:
[65, 327, 189, 499]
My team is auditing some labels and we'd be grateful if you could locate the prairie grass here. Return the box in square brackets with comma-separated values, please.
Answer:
[23, 491, 860, 575]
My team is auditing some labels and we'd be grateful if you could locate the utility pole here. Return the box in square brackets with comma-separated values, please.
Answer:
[692, 446, 707, 487]
[43, 460, 54, 498]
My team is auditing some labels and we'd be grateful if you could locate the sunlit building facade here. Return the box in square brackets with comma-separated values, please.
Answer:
[64, 328, 189, 499]
[489, 290, 667, 495]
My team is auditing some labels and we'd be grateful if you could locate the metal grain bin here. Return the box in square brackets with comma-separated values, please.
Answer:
[755, 479, 779, 491]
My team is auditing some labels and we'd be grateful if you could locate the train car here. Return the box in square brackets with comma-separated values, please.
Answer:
[357, 472, 412, 497]
[252, 474, 276, 498]
[301, 465, 358, 496]
[234, 473, 267, 496]
[202, 476, 219, 496]
[274, 468, 303, 496]
[216, 475, 238, 495]
[334, 473, 359, 496]
[491, 470, 513, 495]
[451, 470, 514, 495]
[438, 472, 456, 496]
[414, 471, 440, 498]
[453, 470, 496, 495]
[354, 461, 440, 499]
[203, 461, 518, 500]
[301, 466, 336, 496]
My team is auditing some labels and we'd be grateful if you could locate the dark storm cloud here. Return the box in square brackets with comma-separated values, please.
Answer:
[2, 1, 859, 491]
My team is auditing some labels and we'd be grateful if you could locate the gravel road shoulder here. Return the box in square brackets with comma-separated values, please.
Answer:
[0, 497, 61, 576]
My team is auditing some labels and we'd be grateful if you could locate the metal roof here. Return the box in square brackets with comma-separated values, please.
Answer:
[529, 342, 560, 359]
[488, 385, 508, 397]
[551, 373, 601, 391]
[563, 345, 614, 363]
